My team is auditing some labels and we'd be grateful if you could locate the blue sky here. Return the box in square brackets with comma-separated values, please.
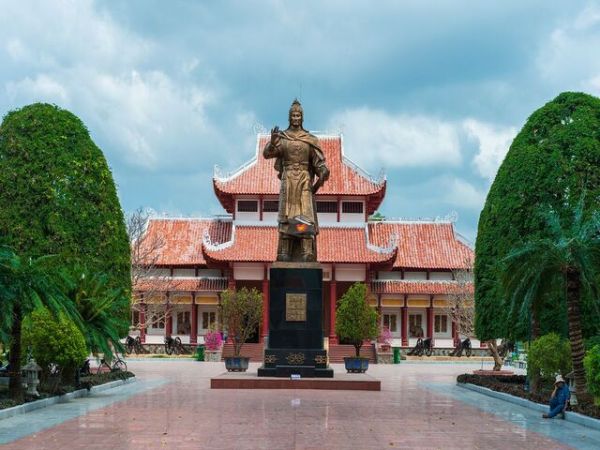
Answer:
[2, 0, 600, 241]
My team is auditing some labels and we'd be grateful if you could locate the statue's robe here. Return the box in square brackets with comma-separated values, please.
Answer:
[263, 130, 327, 237]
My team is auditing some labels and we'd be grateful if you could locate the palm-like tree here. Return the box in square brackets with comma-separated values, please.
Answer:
[502, 202, 600, 401]
[67, 267, 129, 359]
[0, 247, 81, 402]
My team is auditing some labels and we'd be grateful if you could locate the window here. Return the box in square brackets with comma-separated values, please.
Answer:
[131, 311, 140, 327]
[262, 200, 279, 212]
[237, 200, 258, 212]
[202, 311, 216, 330]
[383, 314, 398, 333]
[316, 201, 338, 213]
[342, 201, 363, 214]
[177, 312, 191, 335]
[435, 315, 448, 333]
[409, 314, 423, 337]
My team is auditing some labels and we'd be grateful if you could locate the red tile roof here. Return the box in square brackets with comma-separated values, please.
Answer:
[202, 225, 396, 265]
[368, 222, 473, 270]
[134, 277, 227, 292]
[371, 280, 474, 295]
[137, 219, 232, 266]
[213, 135, 386, 214]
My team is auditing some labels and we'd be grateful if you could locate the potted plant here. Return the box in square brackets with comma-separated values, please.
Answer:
[203, 326, 223, 362]
[220, 287, 263, 372]
[335, 283, 378, 373]
[378, 326, 392, 352]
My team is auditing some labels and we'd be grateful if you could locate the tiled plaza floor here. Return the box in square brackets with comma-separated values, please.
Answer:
[1, 359, 600, 449]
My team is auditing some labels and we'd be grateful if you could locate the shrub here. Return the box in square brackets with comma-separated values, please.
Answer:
[528, 333, 572, 380]
[585, 336, 600, 351]
[220, 288, 262, 357]
[379, 326, 392, 345]
[204, 328, 223, 351]
[584, 345, 600, 403]
[335, 283, 378, 357]
[21, 308, 88, 383]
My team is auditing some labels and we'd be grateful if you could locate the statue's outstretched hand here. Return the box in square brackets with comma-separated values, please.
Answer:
[271, 126, 280, 146]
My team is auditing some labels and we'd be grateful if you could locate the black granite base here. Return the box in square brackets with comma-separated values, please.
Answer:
[258, 267, 334, 378]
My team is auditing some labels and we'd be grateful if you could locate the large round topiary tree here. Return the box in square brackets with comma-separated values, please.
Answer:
[0, 103, 131, 398]
[475, 92, 600, 342]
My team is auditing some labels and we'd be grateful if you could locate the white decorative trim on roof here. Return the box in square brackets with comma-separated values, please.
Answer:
[365, 224, 397, 255]
[203, 223, 235, 251]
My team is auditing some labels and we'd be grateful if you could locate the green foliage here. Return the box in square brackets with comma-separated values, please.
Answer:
[67, 267, 129, 358]
[335, 283, 378, 357]
[528, 333, 572, 380]
[585, 336, 600, 352]
[584, 345, 600, 402]
[475, 92, 600, 341]
[220, 288, 263, 357]
[22, 308, 88, 380]
[0, 103, 131, 330]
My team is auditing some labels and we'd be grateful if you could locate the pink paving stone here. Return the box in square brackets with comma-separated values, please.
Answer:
[2, 361, 574, 450]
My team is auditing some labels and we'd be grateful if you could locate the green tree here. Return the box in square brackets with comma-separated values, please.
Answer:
[476, 92, 600, 342]
[0, 103, 131, 327]
[335, 283, 378, 357]
[22, 308, 88, 385]
[220, 288, 263, 357]
[0, 103, 131, 399]
[527, 333, 572, 381]
[501, 204, 600, 400]
[584, 345, 600, 404]
[0, 247, 81, 401]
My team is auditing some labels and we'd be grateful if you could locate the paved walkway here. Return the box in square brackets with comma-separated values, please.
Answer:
[1, 360, 599, 449]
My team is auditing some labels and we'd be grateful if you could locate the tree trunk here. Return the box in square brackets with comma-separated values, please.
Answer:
[487, 340, 503, 371]
[8, 304, 23, 403]
[566, 268, 590, 402]
[354, 342, 362, 357]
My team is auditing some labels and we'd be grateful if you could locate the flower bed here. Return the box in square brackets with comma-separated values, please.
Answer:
[457, 373, 600, 419]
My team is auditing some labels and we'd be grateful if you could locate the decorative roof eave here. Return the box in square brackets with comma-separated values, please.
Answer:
[212, 134, 387, 212]
[371, 280, 474, 295]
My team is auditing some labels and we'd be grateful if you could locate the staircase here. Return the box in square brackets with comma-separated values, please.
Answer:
[328, 343, 376, 363]
[221, 342, 264, 362]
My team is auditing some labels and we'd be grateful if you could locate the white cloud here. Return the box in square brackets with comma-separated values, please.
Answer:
[328, 108, 461, 170]
[441, 177, 487, 211]
[463, 119, 516, 181]
[536, 4, 600, 91]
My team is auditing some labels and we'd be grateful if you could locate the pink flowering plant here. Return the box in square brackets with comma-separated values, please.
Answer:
[204, 328, 223, 351]
[379, 326, 393, 345]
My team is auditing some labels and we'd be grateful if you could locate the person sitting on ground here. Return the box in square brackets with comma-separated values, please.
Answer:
[542, 374, 570, 419]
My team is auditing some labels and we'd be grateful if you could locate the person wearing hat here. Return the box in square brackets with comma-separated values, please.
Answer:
[542, 374, 570, 419]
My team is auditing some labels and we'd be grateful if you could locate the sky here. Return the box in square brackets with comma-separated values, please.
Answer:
[2, 0, 600, 242]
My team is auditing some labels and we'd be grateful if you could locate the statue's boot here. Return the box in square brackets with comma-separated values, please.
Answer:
[300, 238, 315, 262]
[277, 237, 292, 262]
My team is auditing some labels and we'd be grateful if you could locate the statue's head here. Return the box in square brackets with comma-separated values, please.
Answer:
[288, 99, 303, 129]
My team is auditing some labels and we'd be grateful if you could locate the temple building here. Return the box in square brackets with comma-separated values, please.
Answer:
[133, 134, 476, 356]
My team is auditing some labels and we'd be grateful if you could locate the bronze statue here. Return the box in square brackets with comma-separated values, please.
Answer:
[263, 100, 330, 262]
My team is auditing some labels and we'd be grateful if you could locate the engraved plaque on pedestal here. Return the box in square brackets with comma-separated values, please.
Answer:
[286, 293, 306, 322]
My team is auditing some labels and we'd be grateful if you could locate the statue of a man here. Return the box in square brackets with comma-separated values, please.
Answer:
[263, 100, 330, 262]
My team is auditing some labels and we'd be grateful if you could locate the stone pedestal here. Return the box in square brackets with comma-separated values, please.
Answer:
[258, 266, 333, 378]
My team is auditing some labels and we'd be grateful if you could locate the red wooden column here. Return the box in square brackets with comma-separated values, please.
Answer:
[427, 295, 434, 344]
[165, 293, 172, 337]
[190, 292, 198, 345]
[329, 266, 338, 344]
[261, 265, 269, 343]
[139, 301, 146, 344]
[401, 295, 408, 346]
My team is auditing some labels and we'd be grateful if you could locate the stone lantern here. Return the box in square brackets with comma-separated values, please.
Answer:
[22, 359, 42, 397]
[565, 371, 577, 406]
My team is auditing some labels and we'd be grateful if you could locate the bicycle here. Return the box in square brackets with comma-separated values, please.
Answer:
[96, 355, 127, 374]
[165, 336, 184, 355]
[125, 335, 145, 354]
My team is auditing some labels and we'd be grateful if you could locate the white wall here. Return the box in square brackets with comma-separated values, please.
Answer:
[317, 212, 337, 223]
[335, 264, 366, 281]
[404, 271, 427, 280]
[233, 263, 264, 280]
[430, 271, 453, 281]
